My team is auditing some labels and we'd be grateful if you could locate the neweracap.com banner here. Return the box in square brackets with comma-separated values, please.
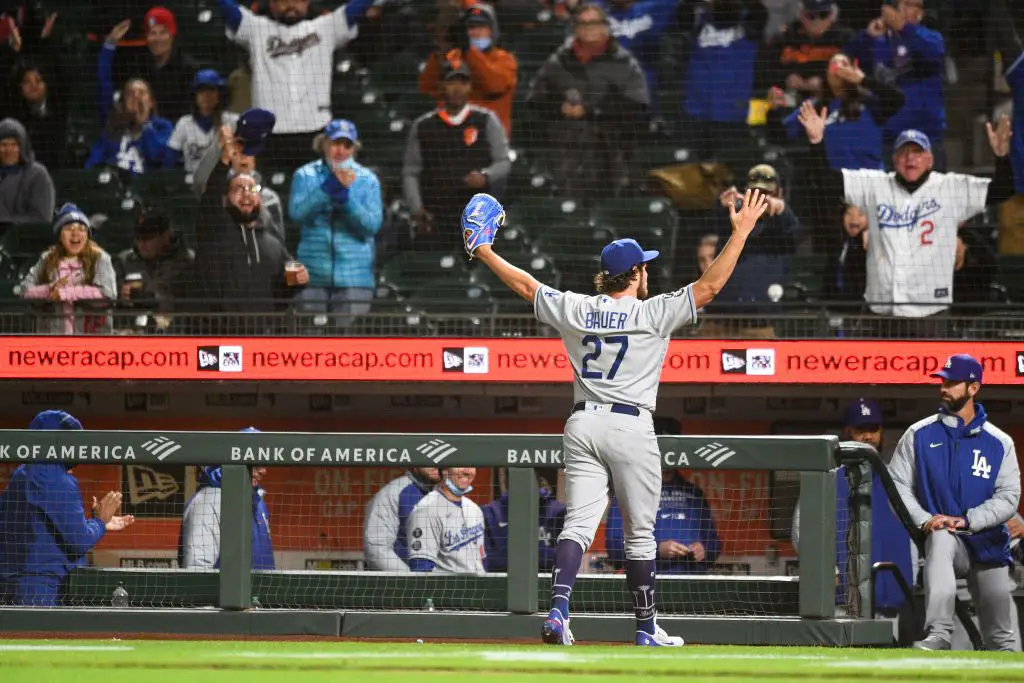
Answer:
[0, 337, 1021, 385]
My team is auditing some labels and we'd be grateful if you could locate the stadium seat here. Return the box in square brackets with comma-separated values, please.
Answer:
[366, 52, 427, 98]
[996, 254, 1024, 303]
[53, 168, 124, 207]
[406, 281, 497, 336]
[504, 196, 584, 229]
[589, 198, 678, 254]
[2, 223, 53, 261]
[131, 169, 194, 205]
[787, 254, 829, 296]
[349, 108, 411, 147]
[378, 252, 468, 294]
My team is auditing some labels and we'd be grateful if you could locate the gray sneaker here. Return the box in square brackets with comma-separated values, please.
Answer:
[913, 637, 951, 651]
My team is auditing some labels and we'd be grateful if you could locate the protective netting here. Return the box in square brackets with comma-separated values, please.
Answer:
[0, 461, 831, 616]
[0, 1, 1020, 338]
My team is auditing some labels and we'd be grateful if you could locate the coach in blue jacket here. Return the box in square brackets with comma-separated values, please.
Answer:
[889, 354, 1021, 651]
[0, 411, 134, 606]
[482, 482, 566, 572]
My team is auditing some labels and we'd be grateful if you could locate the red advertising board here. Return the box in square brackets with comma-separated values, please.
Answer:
[1, 337, 1021, 384]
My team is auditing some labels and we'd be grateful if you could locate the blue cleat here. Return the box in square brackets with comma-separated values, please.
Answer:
[541, 609, 575, 646]
[635, 625, 684, 647]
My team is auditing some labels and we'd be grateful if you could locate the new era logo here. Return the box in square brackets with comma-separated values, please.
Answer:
[1016, 352, 1024, 377]
[442, 348, 464, 371]
[721, 350, 746, 374]
[416, 438, 458, 464]
[126, 465, 179, 504]
[196, 345, 244, 373]
[198, 348, 219, 369]
[141, 436, 182, 462]
[694, 442, 737, 467]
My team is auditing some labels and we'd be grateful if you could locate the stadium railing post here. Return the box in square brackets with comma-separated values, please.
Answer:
[847, 461, 874, 619]
[218, 465, 253, 610]
[798, 470, 837, 619]
[507, 467, 540, 614]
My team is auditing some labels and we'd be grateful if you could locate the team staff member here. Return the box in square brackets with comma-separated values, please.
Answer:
[889, 354, 1020, 651]
[406, 467, 485, 574]
[0, 411, 134, 605]
[364, 468, 441, 571]
[796, 103, 1015, 331]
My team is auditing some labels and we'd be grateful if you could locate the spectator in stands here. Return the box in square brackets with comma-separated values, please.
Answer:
[953, 223, 996, 314]
[289, 119, 382, 328]
[192, 110, 285, 242]
[829, 203, 868, 302]
[889, 355, 1019, 651]
[792, 399, 913, 624]
[102, 10, 198, 124]
[364, 468, 441, 571]
[678, 0, 766, 168]
[773, 53, 905, 171]
[403, 55, 510, 251]
[0, 410, 134, 606]
[407, 467, 486, 574]
[19, 205, 117, 335]
[179, 432, 275, 570]
[603, 0, 675, 115]
[482, 473, 566, 572]
[526, 3, 648, 198]
[694, 164, 802, 338]
[419, 5, 517, 138]
[0, 117, 55, 225]
[798, 104, 1015, 337]
[994, 0, 1024, 195]
[114, 206, 195, 330]
[90, 21, 174, 176]
[606, 418, 721, 574]
[165, 70, 239, 174]
[220, 0, 376, 170]
[769, 0, 852, 104]
[192, 124, 308, 326]
[3, 60, 66, 172]
[844, 0, 947, 168]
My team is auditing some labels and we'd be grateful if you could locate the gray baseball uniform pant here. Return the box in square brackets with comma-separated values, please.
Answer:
[924, 529, 1018, 651]
[557, 406, 661, 560]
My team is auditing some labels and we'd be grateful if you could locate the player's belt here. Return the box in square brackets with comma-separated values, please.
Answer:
[571, 401, 641, 417]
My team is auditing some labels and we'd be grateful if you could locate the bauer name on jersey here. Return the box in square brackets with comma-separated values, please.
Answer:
[407, 490, 486, 573]
[533, 284, 697, 412]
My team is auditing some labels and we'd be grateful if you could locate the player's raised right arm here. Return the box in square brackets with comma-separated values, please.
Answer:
[474, 245, 541, 303]
[691, 189, 769, 310]
[462, 194, 541, 303]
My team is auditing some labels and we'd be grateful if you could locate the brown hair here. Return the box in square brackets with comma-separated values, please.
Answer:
[106, 78, 158, 137]
[593, 264, 641, 295]
[37, 240, 105, 285]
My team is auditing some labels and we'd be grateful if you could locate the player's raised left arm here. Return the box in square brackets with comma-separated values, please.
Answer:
[984, 115, 1016, 207]
[691, 189, 769, 310]
[463, 194, 541, 303]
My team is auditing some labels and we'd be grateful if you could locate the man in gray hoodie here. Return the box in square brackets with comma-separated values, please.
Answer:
[0, 118, 55, 226]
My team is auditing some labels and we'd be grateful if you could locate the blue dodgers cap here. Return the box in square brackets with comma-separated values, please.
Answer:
[28, 410, 83, 430]
[235, 108, 276, 156]
[600, 238, 659, 277]
[844, 398, 882, 428]
[192, 68, 225, 91]
[931, 353, 983, 384]
[52, 202, 91, 236]
[324, 119, 358, 143]
[894, 129, 932, 153]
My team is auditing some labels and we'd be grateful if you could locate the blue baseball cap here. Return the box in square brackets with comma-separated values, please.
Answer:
[235, 108, 276, 156]
[844, 398, 882, 428]
[192, 69, 225, 91]
[894, 129, 932, 153]
[931, 353, 983, 384]
[600, 238, 659, 277]
[324, 119, 358, 143]
[28, 410, 83, 431]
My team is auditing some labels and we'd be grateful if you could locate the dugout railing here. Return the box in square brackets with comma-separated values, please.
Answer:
[0, 429, 893, 645]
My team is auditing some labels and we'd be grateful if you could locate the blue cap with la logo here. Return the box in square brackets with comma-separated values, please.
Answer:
[931, 353, 983, 384]
[844, 398, 882, 428]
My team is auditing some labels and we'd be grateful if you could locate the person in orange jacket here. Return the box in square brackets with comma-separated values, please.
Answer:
[419, 4, 516, 138]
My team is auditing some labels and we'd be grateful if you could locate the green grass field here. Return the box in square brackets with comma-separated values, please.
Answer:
[2, 639, 1024, 683]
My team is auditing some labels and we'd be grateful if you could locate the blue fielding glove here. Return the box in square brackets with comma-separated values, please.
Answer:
[461, 193, 505, 258]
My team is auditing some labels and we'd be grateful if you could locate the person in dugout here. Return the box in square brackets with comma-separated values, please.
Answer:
[363, 467, 441, 571]
[482, 469, 566, 572]
[0, 410, 135, 605]
[605, 418, 722, 574]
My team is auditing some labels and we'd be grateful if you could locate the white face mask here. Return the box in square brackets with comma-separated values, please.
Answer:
[332, 158, 355, 170]
[470, 36, 492, 50]
[444, 477, 473, 497]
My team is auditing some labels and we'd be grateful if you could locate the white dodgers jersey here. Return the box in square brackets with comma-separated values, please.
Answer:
[229, 8, 358, 133]
[842, 168, 990, 317]
[407, 490, 486, 574]
[533, 285, 697, 412]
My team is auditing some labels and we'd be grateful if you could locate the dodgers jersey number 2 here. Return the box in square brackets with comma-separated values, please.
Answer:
[533, 285, 697, 412]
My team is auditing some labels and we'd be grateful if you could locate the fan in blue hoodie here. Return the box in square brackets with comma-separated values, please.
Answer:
[178, 427, 275, 570]
[0, 410, 135, 606]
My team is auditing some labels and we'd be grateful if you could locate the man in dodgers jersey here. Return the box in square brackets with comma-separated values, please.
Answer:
[460, 189, 770, 646]
[889, 354, 1021, 651]
[407, 468, 485, 573]
[364, 468, 441, 571]
[796, 101, 1015, 325]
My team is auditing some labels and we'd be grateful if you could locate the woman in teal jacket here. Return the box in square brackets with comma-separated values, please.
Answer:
[288, 119, 383, 328]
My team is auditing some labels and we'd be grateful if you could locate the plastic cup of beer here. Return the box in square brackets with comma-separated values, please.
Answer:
[285, 261, 303, 286]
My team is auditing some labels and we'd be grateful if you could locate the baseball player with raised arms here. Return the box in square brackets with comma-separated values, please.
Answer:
[461, 189, 769, 646]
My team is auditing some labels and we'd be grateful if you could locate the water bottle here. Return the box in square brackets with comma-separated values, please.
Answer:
[111, 582, 129, 608]
[251, 595, 262, 610]
[422, 597, 435, 612]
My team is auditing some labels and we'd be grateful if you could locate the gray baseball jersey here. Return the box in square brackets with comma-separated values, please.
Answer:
[407, 490, 486, 574]
[533, 285, 697, 412]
